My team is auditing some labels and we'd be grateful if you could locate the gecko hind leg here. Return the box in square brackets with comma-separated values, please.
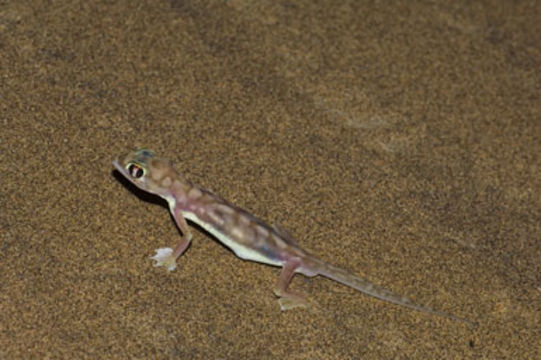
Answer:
[273, 258, 309, 310]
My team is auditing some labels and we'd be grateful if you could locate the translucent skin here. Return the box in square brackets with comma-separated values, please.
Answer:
[113, 149, 475, 326]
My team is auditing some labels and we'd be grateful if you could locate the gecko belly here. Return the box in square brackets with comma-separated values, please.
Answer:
[182, 211, 283, 267]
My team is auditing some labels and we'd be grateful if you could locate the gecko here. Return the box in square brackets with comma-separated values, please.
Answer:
[113, 148, 475, 326]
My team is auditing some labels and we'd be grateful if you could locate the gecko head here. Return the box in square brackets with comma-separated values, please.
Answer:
[113, 148, 174, 197]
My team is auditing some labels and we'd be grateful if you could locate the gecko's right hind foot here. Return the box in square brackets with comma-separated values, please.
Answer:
[150, 247, 177, 271]
[274, 287, 310, 311]
[277, 295, 310, 311]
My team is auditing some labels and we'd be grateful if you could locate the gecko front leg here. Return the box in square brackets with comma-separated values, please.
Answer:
[151, 207, 193, 271]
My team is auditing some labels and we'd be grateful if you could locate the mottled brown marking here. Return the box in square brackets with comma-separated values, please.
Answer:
[172, 179, 185, 193]
[150, 167, 165, 181]
[188, 186, 203, 199]
[207, 209, 226, 227]
[272, 234, 288, 249]
[161, 176, 172, 187]
[256, 225, 269, 240]
[241, 225, 255, 243]
[238, 214, 250, 227]
[230, 225, 245, 240]
[214, 203, 235, 215]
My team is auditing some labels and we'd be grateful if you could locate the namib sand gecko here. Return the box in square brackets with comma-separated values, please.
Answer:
[114, 149, 475, 326]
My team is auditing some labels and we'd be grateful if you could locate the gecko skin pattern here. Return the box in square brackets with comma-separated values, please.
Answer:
[113, 149, 475, 326]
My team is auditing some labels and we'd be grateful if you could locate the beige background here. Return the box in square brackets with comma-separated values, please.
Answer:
[2, 1, 540, 358]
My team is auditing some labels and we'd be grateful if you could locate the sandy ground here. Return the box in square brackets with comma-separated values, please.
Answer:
[2, 1, 540, 358]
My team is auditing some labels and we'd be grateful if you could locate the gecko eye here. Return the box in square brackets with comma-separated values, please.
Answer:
[127, 163, 145, 179]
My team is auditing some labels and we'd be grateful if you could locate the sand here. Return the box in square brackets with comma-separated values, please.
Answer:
[2, 1, 540, 358]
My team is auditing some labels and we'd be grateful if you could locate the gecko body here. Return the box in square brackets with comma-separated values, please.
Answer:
[113, 149, 474, 326]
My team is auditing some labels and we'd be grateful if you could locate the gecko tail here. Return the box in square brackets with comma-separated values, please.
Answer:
[310, 258, 477, 327]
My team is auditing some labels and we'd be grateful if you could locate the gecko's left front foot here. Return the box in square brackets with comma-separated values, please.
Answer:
[150, 248, 177, 271]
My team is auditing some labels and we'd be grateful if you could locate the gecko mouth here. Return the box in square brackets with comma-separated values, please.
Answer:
[112, 160, 132, 181]
[112, 160, 124, 173]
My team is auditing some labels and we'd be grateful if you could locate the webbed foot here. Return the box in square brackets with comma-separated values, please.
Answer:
[273, 286, 310, 311]
[150, 248, 177, 271]
[277, 294, 309, 311]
